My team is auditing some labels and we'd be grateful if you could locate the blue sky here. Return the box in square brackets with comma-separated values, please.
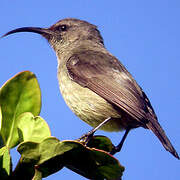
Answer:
[1, 0, 180, 179]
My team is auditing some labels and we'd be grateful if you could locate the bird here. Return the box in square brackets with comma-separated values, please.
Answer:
[2, 18, 179, 159]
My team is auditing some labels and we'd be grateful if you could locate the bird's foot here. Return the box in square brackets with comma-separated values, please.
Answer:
[77, 130, 94, 144]
[110, 127, 131, 155]
[110, 145, 120, 155]
[77, 117, 112, 145]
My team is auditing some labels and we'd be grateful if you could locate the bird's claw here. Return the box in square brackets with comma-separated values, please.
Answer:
[77, 130, 94, 145]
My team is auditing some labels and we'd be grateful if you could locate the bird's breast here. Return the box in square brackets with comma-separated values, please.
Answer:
[57, 65, 124, 132]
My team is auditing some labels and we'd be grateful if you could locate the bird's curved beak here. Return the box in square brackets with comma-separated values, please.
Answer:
[1, 27, 54, 39]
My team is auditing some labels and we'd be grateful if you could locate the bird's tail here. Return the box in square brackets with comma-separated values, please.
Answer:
[146, 117, 179, 160]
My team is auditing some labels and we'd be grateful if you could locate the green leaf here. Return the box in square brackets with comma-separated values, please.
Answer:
[0, 146, 12, 179]
[91, 149, 124, 180]
[0, 71, 41, 148]
[12, 142, 40, 180]
[41, 140, 124, 179]
[17, 112, 51, 143]
[18, 138, 124, 179]
[63, 141, 124, 179]
[18, 141, 40, 164]
[17, 137, 64, 177]
[86, 135, 114, 152]
[38, 137, 62, 164]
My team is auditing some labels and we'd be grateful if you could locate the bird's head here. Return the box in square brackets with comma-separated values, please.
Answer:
[2, 18, 104, 52]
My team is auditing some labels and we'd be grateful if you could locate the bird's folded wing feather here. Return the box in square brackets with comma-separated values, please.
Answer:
[66, 50, 153, 123]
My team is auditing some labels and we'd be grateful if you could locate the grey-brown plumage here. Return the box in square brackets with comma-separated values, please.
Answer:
[2, 18, 179, 159]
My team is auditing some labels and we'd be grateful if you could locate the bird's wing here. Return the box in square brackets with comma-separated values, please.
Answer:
[66, 50, 155, 123]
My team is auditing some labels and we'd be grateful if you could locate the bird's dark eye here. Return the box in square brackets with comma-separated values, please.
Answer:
[59, 25, 67, 31]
